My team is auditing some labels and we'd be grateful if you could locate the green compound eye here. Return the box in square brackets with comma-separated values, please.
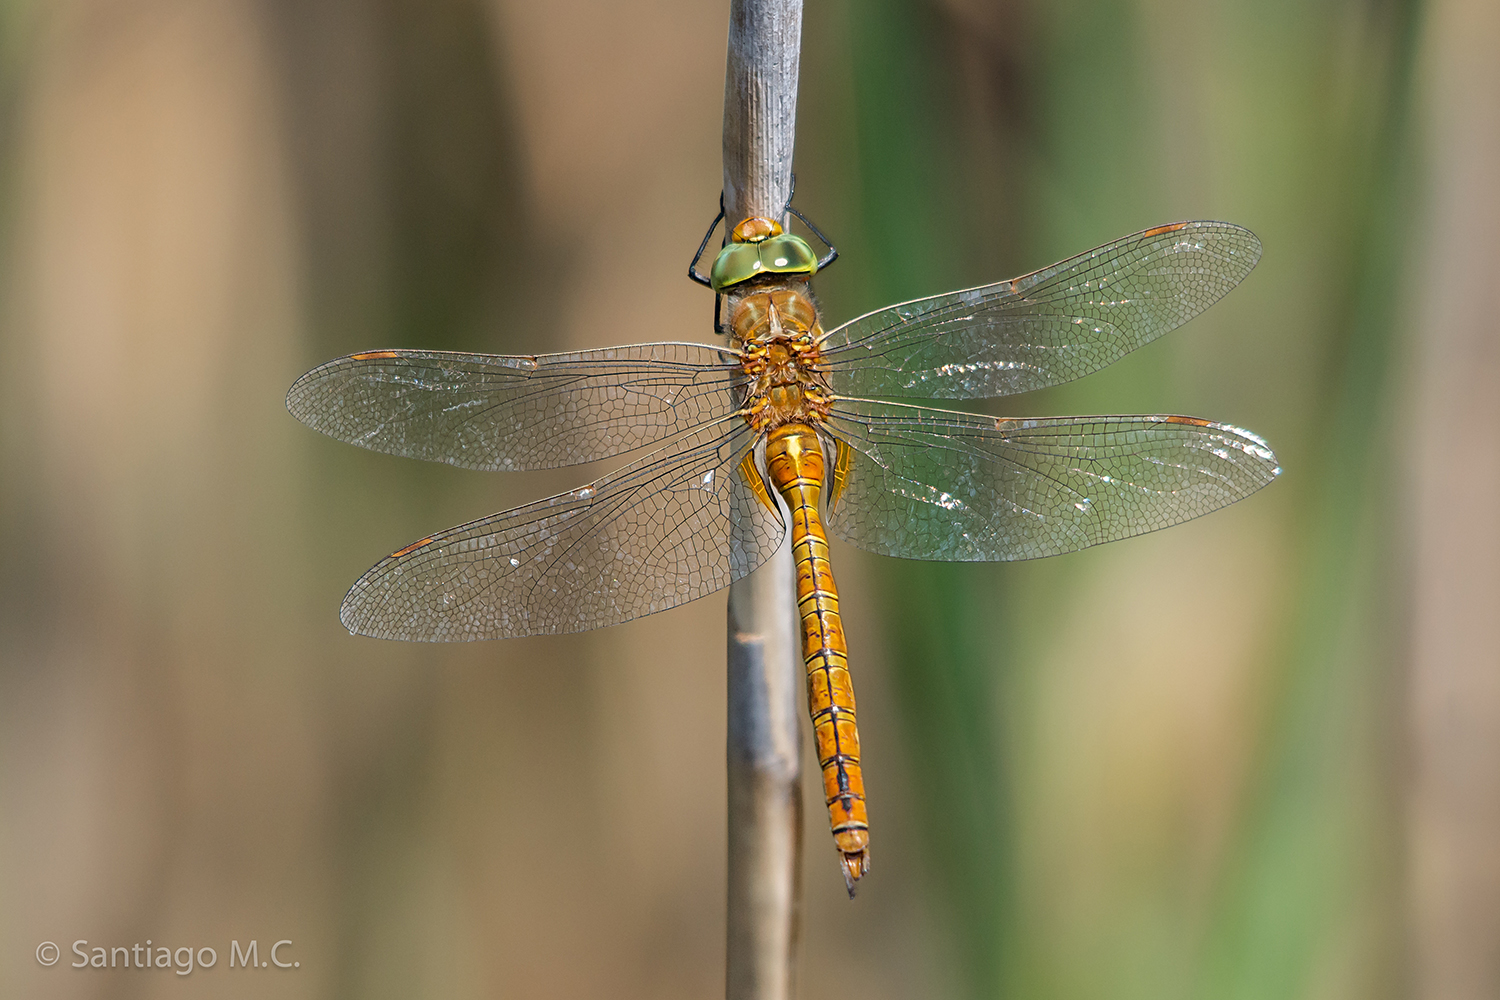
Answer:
[760, 233, 817, 274]
[710, 243, 762, 292]
[710, 233, 819, 292]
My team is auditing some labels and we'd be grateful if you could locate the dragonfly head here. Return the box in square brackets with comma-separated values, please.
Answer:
[711, 216, 819, 293]
[730, 216, 783, 242]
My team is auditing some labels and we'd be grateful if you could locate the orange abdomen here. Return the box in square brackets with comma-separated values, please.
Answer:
[764, 423, 871, 895]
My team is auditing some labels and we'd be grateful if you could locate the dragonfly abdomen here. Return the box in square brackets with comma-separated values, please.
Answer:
[765, 422, 871, 896]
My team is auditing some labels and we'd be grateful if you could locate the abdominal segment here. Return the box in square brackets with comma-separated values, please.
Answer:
[764, 422, 871, 895]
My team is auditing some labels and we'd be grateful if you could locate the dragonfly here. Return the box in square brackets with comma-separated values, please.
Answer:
[287, 206, 1279, 896]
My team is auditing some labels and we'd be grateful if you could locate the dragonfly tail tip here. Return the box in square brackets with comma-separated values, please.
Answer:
[839, 851, 870, 899]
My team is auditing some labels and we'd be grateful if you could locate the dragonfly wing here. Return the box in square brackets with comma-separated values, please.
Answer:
[287, 344, 742, 470]
[340, 419, 783, 640]
[821, 221, 1261, 400]
[823, 399, 1280, 561]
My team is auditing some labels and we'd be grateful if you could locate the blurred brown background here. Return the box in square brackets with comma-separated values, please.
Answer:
[2, 0, 1497, 998]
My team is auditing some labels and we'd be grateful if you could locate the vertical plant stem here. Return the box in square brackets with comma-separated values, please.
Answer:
[845, 3, 1013, 995]
[723, 3, 804, 999]
[1409, 4, 1500, 998]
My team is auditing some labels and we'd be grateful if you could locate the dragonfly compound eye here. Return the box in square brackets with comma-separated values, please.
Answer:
[711, 232, 820, 292]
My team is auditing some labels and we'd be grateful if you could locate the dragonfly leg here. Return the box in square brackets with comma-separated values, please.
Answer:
[686, 193, 725, 288]
[784, 176, 839, 272]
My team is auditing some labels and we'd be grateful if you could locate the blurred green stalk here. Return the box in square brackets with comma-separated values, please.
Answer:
[848, 2, 1014, 997]
[1199, 3, 1423, 999]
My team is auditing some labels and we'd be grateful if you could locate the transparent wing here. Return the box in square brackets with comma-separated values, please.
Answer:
[340, 419, 783, 640]
[821, 221, 1261, 400]
[823, 398, 1279, 561]
[287, 344, 742, 471]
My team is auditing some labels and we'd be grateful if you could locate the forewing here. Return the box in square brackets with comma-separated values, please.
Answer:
[287, 344, 742, 470]
[340, 419, 783, 640]
[823, 399, 1279, 561]
[821, 221, 1261, 400]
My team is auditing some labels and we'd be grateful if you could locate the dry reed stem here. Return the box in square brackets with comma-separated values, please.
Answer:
[722, 2, 805, 999]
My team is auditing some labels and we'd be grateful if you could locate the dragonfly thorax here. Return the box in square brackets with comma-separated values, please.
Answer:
[733, 285, 833, 432]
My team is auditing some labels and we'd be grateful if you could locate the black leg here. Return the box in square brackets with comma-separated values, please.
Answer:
[783, 175, 839, 271]
[688, 194, 726, 288]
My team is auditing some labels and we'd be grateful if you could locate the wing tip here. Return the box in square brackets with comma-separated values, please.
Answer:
[1171, 219, 1264, 269]
[1157, 415, 1281, 482]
